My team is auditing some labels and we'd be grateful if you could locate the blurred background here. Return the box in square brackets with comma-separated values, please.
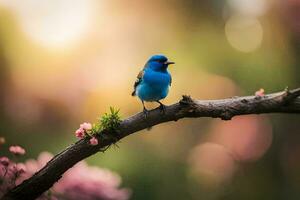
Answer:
[0, 0, 300, 199]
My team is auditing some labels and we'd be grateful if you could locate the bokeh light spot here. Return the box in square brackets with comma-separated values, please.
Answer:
[225, 15, 263, 52]
[210, 115, 273, 162]
[189, 143, 236, 186]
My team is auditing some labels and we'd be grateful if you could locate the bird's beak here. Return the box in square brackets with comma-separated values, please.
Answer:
[165, 61, 175, 65]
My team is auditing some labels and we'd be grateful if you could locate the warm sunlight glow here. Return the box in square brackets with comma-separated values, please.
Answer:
[1, 0, 97, 49]
[227, 0, 268, 17]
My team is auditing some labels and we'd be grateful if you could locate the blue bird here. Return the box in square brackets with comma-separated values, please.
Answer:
[132, 54, 174, 116]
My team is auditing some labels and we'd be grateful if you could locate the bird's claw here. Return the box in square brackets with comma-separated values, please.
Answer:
[143, 108, 149, 119]
[159, 104, 166, 114]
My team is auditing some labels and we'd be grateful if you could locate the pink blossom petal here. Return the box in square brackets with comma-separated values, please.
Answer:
[9, 145, 26, 155]
[0, 156, 10, 166]
[89, 137, 98, 146]
[75, 128, 85, 138]
[255, 88, 265, 97]
[80, 122, 92, 131]
[16, 163, 26, 174]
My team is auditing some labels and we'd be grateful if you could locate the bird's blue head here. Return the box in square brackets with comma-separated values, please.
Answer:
[145, 54, 175, 72]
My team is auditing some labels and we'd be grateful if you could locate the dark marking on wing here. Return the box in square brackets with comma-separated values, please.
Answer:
[131, 70, 144, 96]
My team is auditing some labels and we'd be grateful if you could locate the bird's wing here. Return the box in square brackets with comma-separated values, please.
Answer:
[169, 76, 172, 86]
[131, 70, 144, 96]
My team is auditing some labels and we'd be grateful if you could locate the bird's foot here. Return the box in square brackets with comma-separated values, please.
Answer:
[143, 108, 149, 119]
[158, 104, 166, 114]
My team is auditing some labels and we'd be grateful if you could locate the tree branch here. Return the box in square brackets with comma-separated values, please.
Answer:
[2, 88, 300, 200]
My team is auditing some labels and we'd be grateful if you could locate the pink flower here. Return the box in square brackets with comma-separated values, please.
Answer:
[18, 152, 131, 200]
[53, 161, 131, 200]
[16, 163, 26, 174]
[75, 122, 93, 139]
[89, 137, 98, 146]
[1, 161, 27, 192]
[255, 88, 265, 97]
[80, 122, 92, 131]
[9, 146, 26, 155]
[75, 128, 85, 138]
[0, 157, 10, 166]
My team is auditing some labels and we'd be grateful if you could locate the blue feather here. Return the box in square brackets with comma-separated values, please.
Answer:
[132, 55, 173, 103]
